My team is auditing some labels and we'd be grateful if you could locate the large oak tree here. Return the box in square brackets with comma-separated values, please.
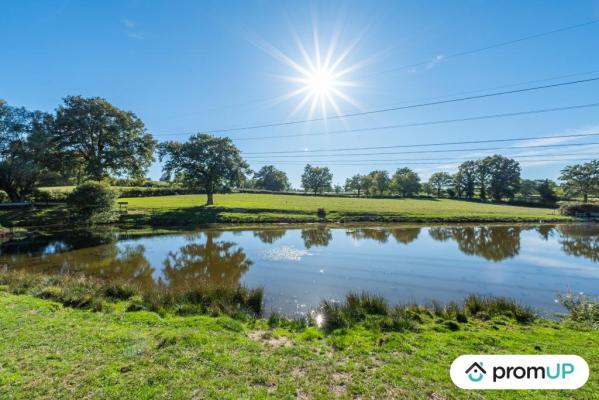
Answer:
[54, 96, 156, 181]
[159, 134, 249, 205]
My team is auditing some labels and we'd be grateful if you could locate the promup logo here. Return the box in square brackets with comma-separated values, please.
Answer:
[451, 355, 589, 389]
[465, 362, 486, 382]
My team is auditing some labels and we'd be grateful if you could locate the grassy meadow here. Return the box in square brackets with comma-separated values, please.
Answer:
[1, 291, 597, 399]
[121, 193, 567, 225]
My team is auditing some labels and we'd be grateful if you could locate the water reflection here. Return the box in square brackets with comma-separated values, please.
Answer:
[428, 226, 522, 261]
[557, 224, 599, 262]
[1, 223, 598, 315]
[301, 228, 332, 249]
[252, 229, 286, 244]
[346, 227, 421, 244]
[162, 231, 252, 288]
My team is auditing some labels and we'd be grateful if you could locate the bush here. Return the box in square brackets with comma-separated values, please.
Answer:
[0, 190, 8, 203]
[67, 181, 118, 224]
[317, 208, 326, 218]
[557, 291, 599, 328]
[559, 202, 599, 217]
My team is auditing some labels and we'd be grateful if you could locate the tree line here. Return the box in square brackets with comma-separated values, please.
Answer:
[1, 97, 598, 205]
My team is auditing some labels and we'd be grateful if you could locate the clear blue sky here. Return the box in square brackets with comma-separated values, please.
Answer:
[2, 0, 599, 188]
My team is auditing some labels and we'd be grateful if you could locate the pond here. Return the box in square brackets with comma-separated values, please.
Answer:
[1, 223, 598, 316]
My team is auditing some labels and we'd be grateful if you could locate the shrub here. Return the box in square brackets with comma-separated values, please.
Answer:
[317, 208, 326, 218]
[559, 202, 599, 217]
[67, 181, 118, 224]
[557, 291, 599, 328]
[0, 190, 8, 203]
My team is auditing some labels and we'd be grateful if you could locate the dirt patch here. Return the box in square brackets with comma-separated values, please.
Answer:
[248, 330, 292, 348]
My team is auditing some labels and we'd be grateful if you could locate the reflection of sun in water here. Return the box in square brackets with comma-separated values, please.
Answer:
[259, 23, 367, 121]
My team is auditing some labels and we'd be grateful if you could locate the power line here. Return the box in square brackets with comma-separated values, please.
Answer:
[245, 151, 599, 164]
[242, 123, 599, 156]
[231, 102, 599, 142]
[247, 158, 597, 167]
[155, 76, 599, 137]
[243, 141, 599, 159]
[367, 18, 599, 77]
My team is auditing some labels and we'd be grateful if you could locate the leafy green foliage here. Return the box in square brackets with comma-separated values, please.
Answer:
[67, 181, 117, 223]
[484, 155, 521, 201]
[560, 160, 599, 203]
[428, 172, 452, 197]
[557, 290, 599, 328]
[391, 167, 420, 197]
[252, 165, 290, 191]
[159, 134, 249, 205]
[0, 100, 56, 201]
[344, 174, 368, 196]
[54, 96, 156, 181]
[301, 164, 332, 194]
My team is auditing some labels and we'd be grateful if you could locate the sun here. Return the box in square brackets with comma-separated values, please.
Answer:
[257, 23, 367, 122]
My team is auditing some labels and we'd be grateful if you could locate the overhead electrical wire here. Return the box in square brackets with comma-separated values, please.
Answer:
[245, 151, 599, 164]
[242, 131, 599, 155]
[367, 18, 599, 77]
[242, 141, 599, 159]
[154, 76, 599, 137]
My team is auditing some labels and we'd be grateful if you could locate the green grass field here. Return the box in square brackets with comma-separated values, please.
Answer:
[121, 193, 567, 225]
[0, 293, 596, 399]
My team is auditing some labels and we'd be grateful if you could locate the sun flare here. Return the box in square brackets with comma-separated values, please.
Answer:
[258, 23, 367, 122]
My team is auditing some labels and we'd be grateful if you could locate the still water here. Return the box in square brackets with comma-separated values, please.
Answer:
[1, 224, 598, 315]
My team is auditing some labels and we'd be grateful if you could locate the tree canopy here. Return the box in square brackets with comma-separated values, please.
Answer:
[366, 170, 390, 195]
[301, 164, 333, 194]
[344, 174, 368, 196]
[0, 100, 55, 201]
[54, 96, 156, 181]
[159, 134, 249, 205]
[253, 165, 290, 191]
[428, 172, 452, 197]
[560, 161, 599, 203]
[391, 167, 421, 197]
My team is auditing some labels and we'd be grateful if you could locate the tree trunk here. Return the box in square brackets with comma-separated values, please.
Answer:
[206, 191, 214, 205]
[583, 192, 588, 203]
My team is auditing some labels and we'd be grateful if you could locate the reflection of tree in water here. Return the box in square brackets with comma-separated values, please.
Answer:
[1, 231, 157, 289]
[0, 229, 114, 257]
[301, 228, 332, 249]
[536, 225, 554, 240]
[556, 224, 599, 262]
[389, 228, 421, 244]
[345, 227, 421, 245]
[252, 229, 286, 244]
[80, 244, 156, 289]
[428, 226, 522, 261]
[346, 229, 389, 243]
[161, 231, 253, 289]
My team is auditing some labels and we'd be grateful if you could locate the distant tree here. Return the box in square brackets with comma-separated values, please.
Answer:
[367, 170, 390, 195]
[560, 161, 599, 203]
[391, 167, 421, 197]
[301, 164, 332, 195]
[421, 182, 433, 196]
[428, 172, 452, 197]
[475, 158, 491, 200]
[253, 165, 290, 191]
[518, 179, 537, 201]
[454, 160, 477, 199]
[537, 179, 558, 203]
[54, 96, 156, 181]
[0, 100, 55, 201]
[484, 155, 521, 201]
[159, 133, 249, 205]
[344, 174, 366, 196]
[334, 184, 343, 194]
